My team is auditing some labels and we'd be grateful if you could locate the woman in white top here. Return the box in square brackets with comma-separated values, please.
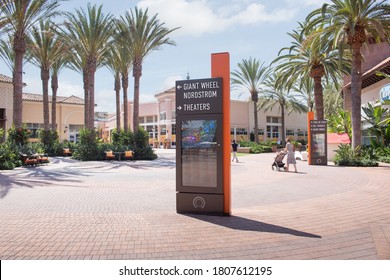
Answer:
[285, 138, 297, 173]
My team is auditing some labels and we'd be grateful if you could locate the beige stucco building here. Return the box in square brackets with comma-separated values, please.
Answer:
[22, 93, 84, 142]
[2, 73, 309, 146]
[0, 73, 84, 143]
[102, 87, 309, 148]
[0, 74, 13, 142]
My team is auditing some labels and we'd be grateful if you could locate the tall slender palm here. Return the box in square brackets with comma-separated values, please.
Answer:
[118, 7, 178, 133]
[231, 57, 270, 143]
[62, 4, 114, 129]
[51, 55, 68, 131]
[27, 20, 63, 131]
[259, 72, 308, 146]
[112, 29, 134, 132]
[104, 46, 124, 131]
[307, 0, 389, 148]
[273, 21, 350, 120]
[0, 0, 62, 128]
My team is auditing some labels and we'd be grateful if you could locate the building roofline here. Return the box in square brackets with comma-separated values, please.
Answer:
[22, 93, 84, 105]
[343, 57, 390, 90]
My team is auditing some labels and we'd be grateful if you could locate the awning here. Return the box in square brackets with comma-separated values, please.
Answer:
[327, 133, 351, 144]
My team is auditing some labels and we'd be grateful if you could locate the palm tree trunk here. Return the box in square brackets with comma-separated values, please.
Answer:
[133, 62, 142, 134]
[51, 74, 58, 131]
[253, 100, 259, 143]
[41, 68, 50, 131]
[313, 76, 324, 120]
[122, 74, 129, 132]
[83, 68, 89, 128]
[281, 104, 286, 146]
[12, 36, 25, 128]
[114, 72, 121, 130]
[88, 62, 96, 130]
[351, 43, 363, 149]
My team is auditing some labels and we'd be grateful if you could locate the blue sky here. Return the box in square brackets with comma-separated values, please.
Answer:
[0, 0, 330, 113]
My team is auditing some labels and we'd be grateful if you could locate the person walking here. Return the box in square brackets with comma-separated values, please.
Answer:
[285, 138, 297, 173]
[232, 140, 239, 163]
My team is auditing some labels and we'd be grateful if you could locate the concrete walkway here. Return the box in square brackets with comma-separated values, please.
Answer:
[0, 150, 389, 260]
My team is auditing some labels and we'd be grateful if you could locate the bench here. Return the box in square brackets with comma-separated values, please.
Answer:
[104, 151, 115, 160]
[124, 150, 134, 160]
[63, 148, 72, 157]
[19, 153, 38, 167]
[237, 147, 251, 153]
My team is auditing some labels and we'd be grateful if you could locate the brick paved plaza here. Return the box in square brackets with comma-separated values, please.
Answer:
[0, 150, 389, 260]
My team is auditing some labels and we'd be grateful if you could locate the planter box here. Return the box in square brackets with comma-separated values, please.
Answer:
[238, 147, 251, 153]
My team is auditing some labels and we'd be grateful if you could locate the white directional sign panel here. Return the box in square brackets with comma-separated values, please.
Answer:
[176, 78, 223, 115]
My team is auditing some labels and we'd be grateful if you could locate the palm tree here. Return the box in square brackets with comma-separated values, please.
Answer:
[118, 7, 178, 133]
[0, 35, 17, 72]
[231, 57, 270, 143]
[307, 0, 389, 148]
[259, 72, 308, 146]
[273, 21, 350, 120]
[0, 0, 62, 128]
[292, 77, 315, 112]
[62, 4, 114, 129]
[104, 46, 124, 131]
[51, 55, 68, 131]
[27, 20, 63, 131]
[323, 82, 343, 118]
[111, 28, 134, 132]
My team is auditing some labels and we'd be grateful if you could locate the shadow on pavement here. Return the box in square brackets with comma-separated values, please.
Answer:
[187, 214, 321, 238]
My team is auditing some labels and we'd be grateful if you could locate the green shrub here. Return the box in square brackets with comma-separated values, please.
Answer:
[334, 144, 378, 167]
[38, 130, 60, 155]
[378, 156, 390, 163]
[133, 128, 157, 160]
[237, 140, 273, 153]
[72, 129, 99, 161]
[8, 126, 29, 145]
[0, 142, 17, 170]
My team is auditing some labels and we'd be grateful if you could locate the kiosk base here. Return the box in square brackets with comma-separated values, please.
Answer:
[176, 192, 224, 215]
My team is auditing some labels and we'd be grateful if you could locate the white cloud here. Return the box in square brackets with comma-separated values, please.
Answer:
[137, 0, 298, 37]
[159, 75, 183, 92]
[57, 81, 84, 99]
[285, 0, 331, 8]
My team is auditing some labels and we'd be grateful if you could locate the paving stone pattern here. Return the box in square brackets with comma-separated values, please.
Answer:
[0, 150, 389, 260]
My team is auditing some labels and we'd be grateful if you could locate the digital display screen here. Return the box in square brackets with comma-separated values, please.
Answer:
[181, 120, 217, 188]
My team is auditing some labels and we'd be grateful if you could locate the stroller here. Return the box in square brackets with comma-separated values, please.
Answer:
[272, 150, 288, 171]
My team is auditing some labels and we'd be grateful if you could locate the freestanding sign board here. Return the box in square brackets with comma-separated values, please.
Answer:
[176, 78, 225, 214]
[309, 120, 327, 165]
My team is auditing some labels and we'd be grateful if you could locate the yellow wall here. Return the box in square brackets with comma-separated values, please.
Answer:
[23, 101, 84, 142]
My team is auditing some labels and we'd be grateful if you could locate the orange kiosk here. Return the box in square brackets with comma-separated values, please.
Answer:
[176, 53, 231, 216]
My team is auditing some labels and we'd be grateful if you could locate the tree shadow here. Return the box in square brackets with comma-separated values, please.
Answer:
[186, 214, 321, 238]
[0, 163, 90, 198]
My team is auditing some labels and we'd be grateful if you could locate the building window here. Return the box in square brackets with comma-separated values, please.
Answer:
[266, 116, 280, 123]
[267, 125, 279, 138]
[146, 115, 155, 123]
[297, 130, 307, 137]
[286, 129, 295, 136]
[160, 112, 166, 121]
[24, 123, 44, 138]
[236, 128, 248, 135]
[0, 109, 6, 143]
[171, 110, 176, 120]
[257, 129, 264, 135]
[172, 124, 176, 135]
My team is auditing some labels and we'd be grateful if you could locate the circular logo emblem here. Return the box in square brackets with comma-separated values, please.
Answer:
[193, 196, 206, 209]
